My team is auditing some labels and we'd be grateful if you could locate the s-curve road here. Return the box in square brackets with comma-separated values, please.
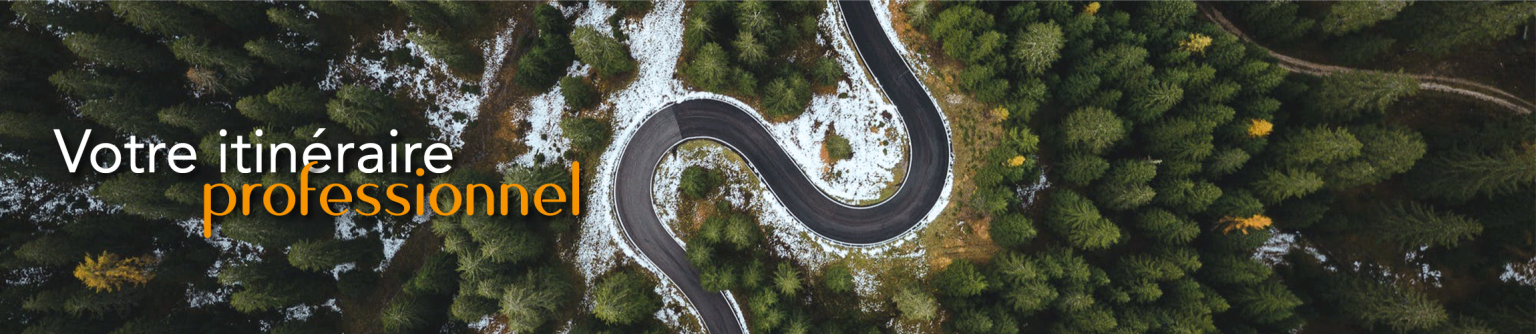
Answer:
[614, 1, 949, 333]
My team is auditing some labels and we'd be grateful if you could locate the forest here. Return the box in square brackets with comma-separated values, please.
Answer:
[1, 1, 1533, 334]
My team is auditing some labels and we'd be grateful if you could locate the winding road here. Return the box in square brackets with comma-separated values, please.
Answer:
[1200, 5, 1535, 114]
[613, 2, 948, 333]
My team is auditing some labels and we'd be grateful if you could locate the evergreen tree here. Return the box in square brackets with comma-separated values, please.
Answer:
[268, 7, 325, 39]
[561, 116, 611, 155]
[685, 43, 733, 92]
[109, 2, 208, 37]
[1231, 279, 1302, 324]
[409, 31, 484, 75]
[170, 37, 259, 86]
[1059, 106, 1126, 154]
[1046, 190, 1121, 250]
[990, 213, 1036, 248]
[1135, 209, 1199, 244]
[1410, 145, 1536, 202]
[1275, 126, 1362, 166]
[1057, 153, 1110, 186]
[773, 262, 802, 296]
[679, 166, 722, 199]
[245, 38, 317, 71]
[62, 34, 169, 72]
[1391, 2, 1536, 55]
[559, 76, 599, 110]
[286, 239, 354, 272]
[1328, 125, 1425, 188]
[381, 293, 428, 334]
[1252, 168, 1325, 203]
[763, 73, 812, 118]
[327, 85, 398, 136]
[732, 31, 768, 67]
[1369, 201, 1482, 248]
[936, 260, 988, 297]
[822, 264, 854, 294]
[1334, 275, 1448, 332]
[159, 103, 236, 135]
[810, 58, 844, 86]
[406, 252, 457, 295]
[1011, 22, 1064, 75]
[893, 285, 939, 321]
[571, 26, 634, 76]
[1311, 71, 1418, 120]
[1320, 1, 1410, 35]
[591, 271, 661, 325]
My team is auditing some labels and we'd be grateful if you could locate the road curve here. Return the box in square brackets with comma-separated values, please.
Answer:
[613, 2, 948, 333]
[1200, 5, 1535, 114]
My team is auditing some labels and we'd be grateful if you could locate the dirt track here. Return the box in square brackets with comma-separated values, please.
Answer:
[1200, 6, 1534, 114]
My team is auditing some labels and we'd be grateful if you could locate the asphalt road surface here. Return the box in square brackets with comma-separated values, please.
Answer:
[614, 2, 949, 333]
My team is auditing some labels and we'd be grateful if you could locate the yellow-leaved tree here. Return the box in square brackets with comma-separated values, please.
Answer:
[1247, 119, 1274, 137]
[1083, 2, 1101, 16]
[1220, 215, 1273, 234]
[1180, 33, 1212, 54]
[75, 251, 157, 292]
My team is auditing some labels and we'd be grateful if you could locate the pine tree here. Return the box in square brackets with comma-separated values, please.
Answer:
[327, 85, 397, 136]
[245, 38, 317, 71]
[1312, 71, 1419, 120]
[893, 285, 939, 321]
[1231, 279, 1301, 324]
[62, 34, 170, 72]
[1369, 201, 1482, 248]
[571, 26, 634, 76]
[1059, 106, 1125, 154]
[1328, 125, 1426, 188]
[810, 58, 844, 86]
[171, 37, 259, 85]
[736, 0, 774, 35]
[1275, 126, 1363, 166]
[450, 291, 498, 322]
[1135, 209, 1199, 244]
[1011, 22, 1064, 75]
[936, 260, 988, 297]
[1391, 2, 1536, 55]
[109, 2, 207, 37]
[732, 31, 768, 67]
[1127, 81, 1183, 122]
[1253, 168, 1325, 203]
[268, 7, 325, 39]
[821, 264, 854, 293]
[1410, 145, 1536, 202]
[991, 213, 1036, 248]
[499, 269, 570, 332]
[381, 293, 427, 334]
[49, 69, 134, 99]
[1047, 190, 1121, 250]
[773, 262, 802, 296]
[559, 76, 599, 110]
[763, 74, 812, 117]
[79, 96, 162, 136]
[286, 239, 354, 272]
[1334, 274, 1448, 332]
[183, 1, 268, 33]
[560, 116, 610, 155]
[685, 43, 733, 92]
[159, 103, 236, 135]
[409, 31, 484, 76]
[1057, 153, 1109, 186]
[591, 271, 661, 325]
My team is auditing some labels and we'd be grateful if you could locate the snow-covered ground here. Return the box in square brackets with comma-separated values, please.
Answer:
[321, 18, 522, 148]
